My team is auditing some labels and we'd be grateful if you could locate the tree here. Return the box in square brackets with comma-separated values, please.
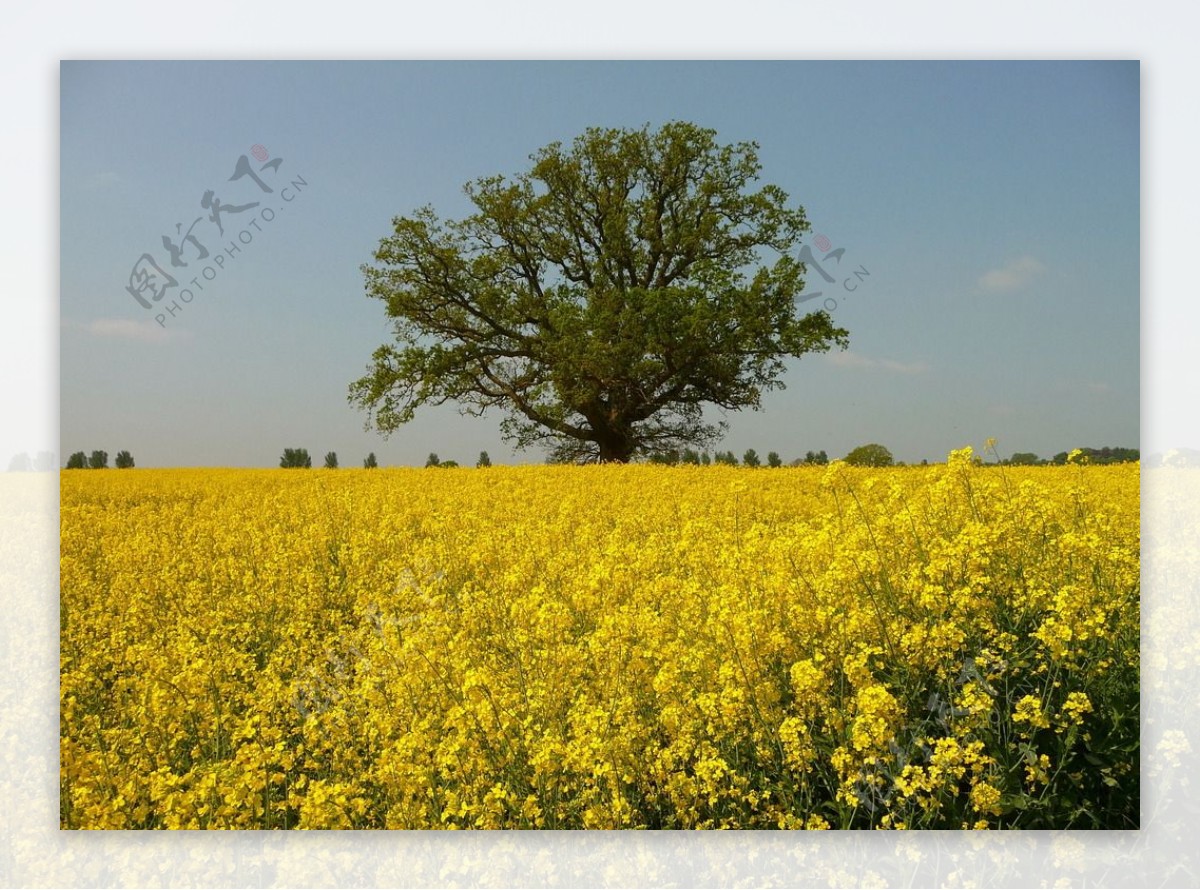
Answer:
[647, 449, 680, 465]
[88, 450, 109, 470]
[324, 451, 338, 469]
[66, 451, 86, 469]
[476, 451, 492, 468]
[844, 443, 894, 468]
[714, 450, 738, 466]
[700, 452, 711, 466]
[1009, 452, 1040, 466]
[767, 451, 782, 468]
[350, 121, 849, 463]
[425, 453, 441, 468]
[114, 450, 135, 469]
[280, 448, 312, 468]
[742, 448, 761, 468]
[364, 452, 378, 468]
[680, 447, 701, 465]
[803, 449, 829, 465]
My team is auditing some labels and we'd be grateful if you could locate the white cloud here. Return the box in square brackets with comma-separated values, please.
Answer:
[81, 318, 179, 343]
[825, 350, 929, 374]
[977, 256, 1045, 292]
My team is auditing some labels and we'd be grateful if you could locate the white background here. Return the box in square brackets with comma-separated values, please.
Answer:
[3, 1, 1195, 886]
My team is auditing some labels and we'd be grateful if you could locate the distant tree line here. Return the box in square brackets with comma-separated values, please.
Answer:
[65, 450, 134, 469]
[57, 441, 1142, 471]
[280, 449, 379, 468]
[279, 449, 494, 469]
[1004, 447, 1139, 466]
[264, 443, 1139, 470]
[642, 445, 872, 467]
[638, 443, 1138, 468]
[424, 452, 493, 468]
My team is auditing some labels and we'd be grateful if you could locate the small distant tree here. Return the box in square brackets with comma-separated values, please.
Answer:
[476, 451, 492, 468]
[324, 451, 339, 469]
[280, 448, 312, 468]
[681, 448, 701, 465]
[767, 451, 782, 468]
[425, 453, 441, 468]
[1009, 452, 1039, 466]
[844, 443, 894, 468]
[114, 450, 135, 469]
[66, 451, 86, 469]
[1051, 451, 1069, 466]
[8, 453, 31, 471]
[88, 450, 109, 470]
[440, 460, 460, 468]
[742, 448, 762, 468]
[803, 449, 829, 465]
[715, 450, 738, 466]
[700, 452, 712, 466]
[364, 452, 378, 468]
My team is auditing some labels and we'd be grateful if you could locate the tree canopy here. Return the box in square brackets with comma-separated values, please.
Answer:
[844, 443, 894, 467]
[280, 448, 312, 469]
[350, 121, 848, 463]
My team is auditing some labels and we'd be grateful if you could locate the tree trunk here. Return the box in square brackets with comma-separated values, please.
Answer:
[595, 431, 635, 463]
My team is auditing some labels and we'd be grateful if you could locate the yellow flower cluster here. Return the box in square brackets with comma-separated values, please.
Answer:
[60, 452, 1139, 829]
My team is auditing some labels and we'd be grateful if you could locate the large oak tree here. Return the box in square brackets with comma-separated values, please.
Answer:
[351, 121, 848, 462]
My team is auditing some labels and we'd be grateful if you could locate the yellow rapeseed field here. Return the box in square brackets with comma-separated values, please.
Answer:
[60, 448, 1139, 829]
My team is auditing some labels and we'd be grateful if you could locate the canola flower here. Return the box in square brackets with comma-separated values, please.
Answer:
[60, 449, 1139, 829]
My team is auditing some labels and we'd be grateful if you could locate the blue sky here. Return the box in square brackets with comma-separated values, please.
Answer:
[60, 61, 1139, 467]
